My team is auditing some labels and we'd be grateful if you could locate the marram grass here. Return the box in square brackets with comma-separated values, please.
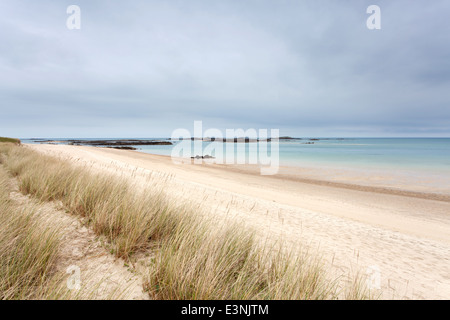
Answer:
[0, 147, 140, 300]
[0, 137, 20, 144]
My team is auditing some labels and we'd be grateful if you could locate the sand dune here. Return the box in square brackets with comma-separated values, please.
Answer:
[27, 144, 450, 299]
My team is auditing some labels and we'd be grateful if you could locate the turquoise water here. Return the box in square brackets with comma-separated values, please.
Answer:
[279, 138, 450, 171]
[22, 138, 450, 174]
[137, 138, 450, 174]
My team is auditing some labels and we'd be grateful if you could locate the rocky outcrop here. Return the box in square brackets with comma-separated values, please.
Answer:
[36, 139, 172, 147]
[190, 155, 215, 159]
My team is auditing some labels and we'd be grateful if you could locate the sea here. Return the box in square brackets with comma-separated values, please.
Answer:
[22, 137, 450, 193]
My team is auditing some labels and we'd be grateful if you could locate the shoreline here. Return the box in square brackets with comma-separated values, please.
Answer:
[207, 161, 450, 203]
[25, 143, 450, 299]
[114, 146, 450, 202]
[25, 142, 450, 201]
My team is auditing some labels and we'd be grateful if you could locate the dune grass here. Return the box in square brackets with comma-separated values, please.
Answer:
[0, 143, 181, 259]
[0, 149, 141, 300]
[0, 165, 60, 299]
[147, 222, 332, 299]
[0, 143, 372, 299]
[0, 137, 21, 144]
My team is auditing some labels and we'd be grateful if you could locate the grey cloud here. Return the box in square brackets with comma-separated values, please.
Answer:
[0, 0, 449, 138]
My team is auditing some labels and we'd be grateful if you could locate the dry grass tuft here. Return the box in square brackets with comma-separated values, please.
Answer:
[0, 165, 60, 299]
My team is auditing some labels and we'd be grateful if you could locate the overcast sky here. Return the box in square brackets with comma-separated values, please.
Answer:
[0, 0, 449, 138]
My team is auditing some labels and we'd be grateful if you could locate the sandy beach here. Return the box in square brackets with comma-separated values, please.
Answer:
[27, 143, 450, 299]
